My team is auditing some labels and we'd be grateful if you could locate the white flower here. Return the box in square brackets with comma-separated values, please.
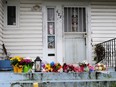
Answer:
[83, 60, 88, 64]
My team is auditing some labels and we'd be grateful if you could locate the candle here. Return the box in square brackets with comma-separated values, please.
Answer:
[33, 82, 39, 87]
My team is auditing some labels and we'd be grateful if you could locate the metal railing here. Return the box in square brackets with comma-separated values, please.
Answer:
[96, 38, 116, 71]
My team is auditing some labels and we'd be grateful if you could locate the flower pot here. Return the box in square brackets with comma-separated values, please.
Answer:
[0, 60, 12, 71]
[23, 65, 31, 73]
[17, 65, 23, 73]
[13, 66, 18, 73]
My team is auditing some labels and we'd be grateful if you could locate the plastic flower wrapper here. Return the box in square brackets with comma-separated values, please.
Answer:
[45, 63, 52, 72]
[95, 63, 106, 71]
[62, 63, 69, 72]
[51, 62, 62, 72]
[79, 60, 89, 67]
[88, 65, 95, 72]
[73, 66, 83, 73]
[63, 63, 77, 73]
[78, 60, 95, 72]
[84, 67, 89, 72]
[41, 61, 47, 72]
[50, 61, 55, 67]
[78, 60, 88, 72]
[42, 62, 62, 72]
[52, 63, 62, 72]
[62, 63, 84, 73]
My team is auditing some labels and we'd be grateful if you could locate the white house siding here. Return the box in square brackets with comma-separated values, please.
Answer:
[90, 1, 116, 59]
[91, 1, 116, 45]
[0, 0, 4, 57]
[3, 0, 43, 59]
[3, 0, 116, 62]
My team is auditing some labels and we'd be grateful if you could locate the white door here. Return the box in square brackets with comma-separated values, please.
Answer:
[63, 7, 86, 64]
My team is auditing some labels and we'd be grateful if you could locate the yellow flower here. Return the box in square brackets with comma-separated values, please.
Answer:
[45, 64, 52, 71]
[10, 56, 24, 66]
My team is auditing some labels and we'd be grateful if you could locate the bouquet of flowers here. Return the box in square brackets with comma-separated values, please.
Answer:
[19, 59, 33, 67]
[63, 62, 95, 73]
[10, 56, 24, 66]
[42, 62, 62, 72]
[62, 63, 83, 73]
[10, 56, 34, 73]
[19, 58, 33, 73]
[79, 60, 94, 72]
[10, 56, 24, 73]
[95, 63, 106, 71]
[79, 60, 89, 72]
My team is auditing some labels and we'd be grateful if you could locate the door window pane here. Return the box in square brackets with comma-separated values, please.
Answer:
[47, 8, 55, 21]
[48, 36, 55, 48]
[48, 22, 55, 35]
[64, 7, 86, 32]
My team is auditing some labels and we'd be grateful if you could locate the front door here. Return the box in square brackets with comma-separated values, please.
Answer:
[63, 7, 86, 64]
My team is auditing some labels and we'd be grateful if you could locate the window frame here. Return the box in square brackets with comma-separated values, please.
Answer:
[64, 7, 86, 33]
[46, 7, 56, 59]
[4, 1, 19, 28]
[47, 7, 56, 49]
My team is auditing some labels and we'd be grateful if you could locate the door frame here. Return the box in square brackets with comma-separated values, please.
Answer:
[42, 1, 92, 64]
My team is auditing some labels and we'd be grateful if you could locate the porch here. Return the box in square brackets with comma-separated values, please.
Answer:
[0, 71, 116, 87]
[0, 0, 116, 87]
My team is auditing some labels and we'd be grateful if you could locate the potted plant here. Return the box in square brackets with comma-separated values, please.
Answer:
[0, 44, 12, 71]
[10, 56, 24, 73]
[20, 58, 33, 73]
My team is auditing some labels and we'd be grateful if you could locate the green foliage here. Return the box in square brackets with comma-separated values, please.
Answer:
[10, 59, 19, 66]
[110, 82, 116, 87]
[94, 44, 105, 62]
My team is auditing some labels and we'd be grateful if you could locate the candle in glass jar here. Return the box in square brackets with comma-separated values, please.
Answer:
[33, 82, 39, 87]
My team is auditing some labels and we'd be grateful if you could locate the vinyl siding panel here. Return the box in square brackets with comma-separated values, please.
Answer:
[91, 1, 116, 45]
[0, 0, 4, 57]
[3, 0, 43, 59]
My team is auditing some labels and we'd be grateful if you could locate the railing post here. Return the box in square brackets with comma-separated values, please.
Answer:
[114, 39, 116, 71]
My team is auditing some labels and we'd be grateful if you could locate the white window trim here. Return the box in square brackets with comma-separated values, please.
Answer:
[4, 0, 19, 28]
[42, 5, 57, 63]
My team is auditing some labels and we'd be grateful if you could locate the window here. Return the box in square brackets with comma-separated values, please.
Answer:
[7, 6, 16, 25]
[5, 0, 19, 27]
[64, 7, 86, 32]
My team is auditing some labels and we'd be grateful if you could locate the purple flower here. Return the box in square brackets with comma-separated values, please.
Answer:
[19, 59, 33, 66]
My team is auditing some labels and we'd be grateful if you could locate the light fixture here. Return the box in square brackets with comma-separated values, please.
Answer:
[32, 5, 41, 11]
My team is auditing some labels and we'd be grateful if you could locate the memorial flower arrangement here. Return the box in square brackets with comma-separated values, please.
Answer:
[62, 61, 95, 73]
[10, 56, 33, 73]
[19, 58, 34, 73]
[79, 60, 95, 72]
[10, 56, 24, 66]
[62, 63, 79, 72]
[10, 56, 24, 73]
[79, 60, 90, 72]
[95, 63, 106, 71]
[41, 60, 95, 73]
[42, 62, 62, 72]
[19, 58, 33, 67]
